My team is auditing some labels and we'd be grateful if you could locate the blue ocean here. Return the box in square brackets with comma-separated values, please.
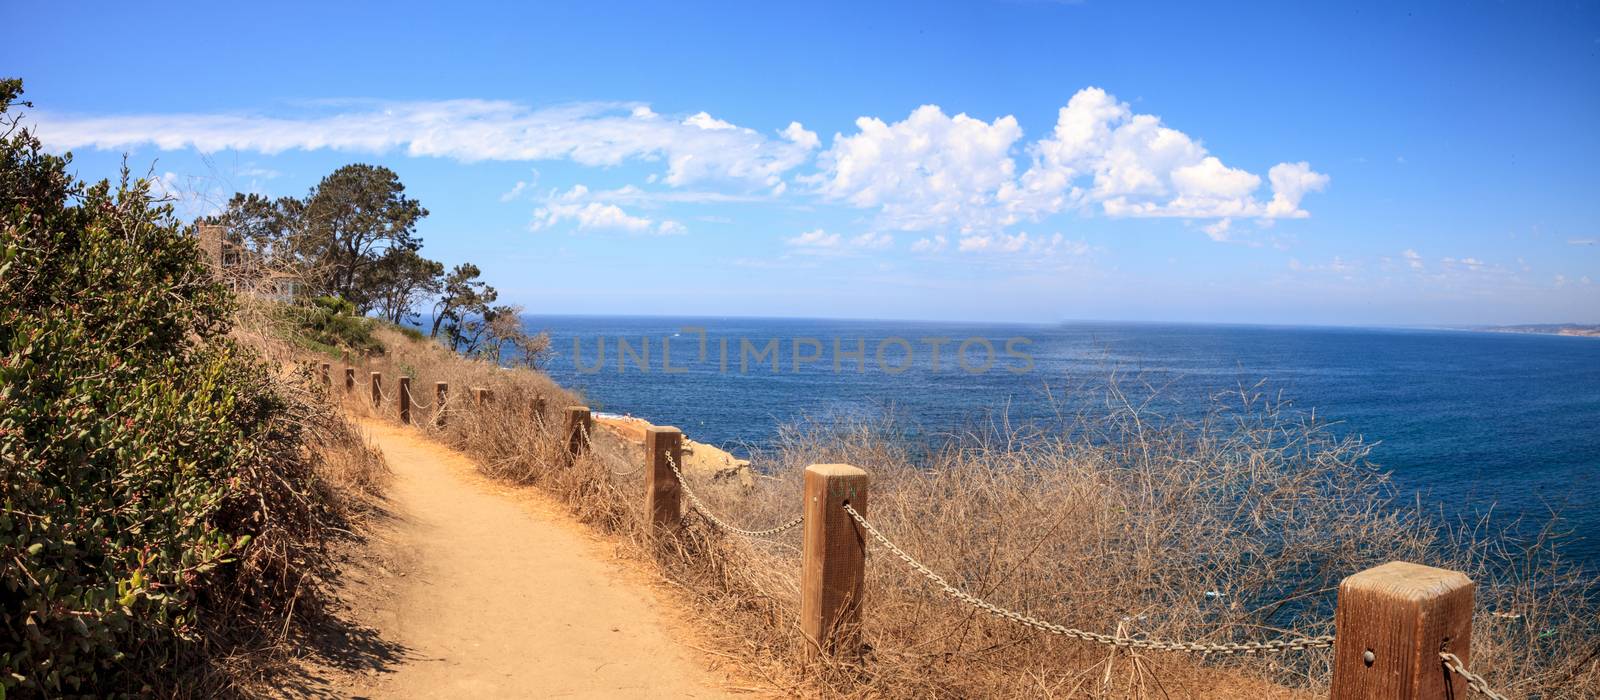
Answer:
[527, 317, 1600, 566]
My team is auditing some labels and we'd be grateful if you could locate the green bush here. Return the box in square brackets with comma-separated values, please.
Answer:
[0, 79, 331, 696]
[392, 323, 426, 343]
[289, 295, 385, 356]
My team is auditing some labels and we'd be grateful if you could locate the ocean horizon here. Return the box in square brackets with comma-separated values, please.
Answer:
[505, 315, 1600, 567]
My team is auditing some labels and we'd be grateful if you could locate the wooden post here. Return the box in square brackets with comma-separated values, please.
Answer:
[473, 387, 494, 406]
[344, 367, 355, 392]
[644, 427, 683, 533]
[370, 371, 382, 408]
[563, 406, 592, 463]
[801, 464, 869, 660]
[320, 362, 330, 386]
[435, 381, 448, 427]
[398, 377, 412, 425]
[531, 396, 547, 423]
[1331, 561, 1475, 700]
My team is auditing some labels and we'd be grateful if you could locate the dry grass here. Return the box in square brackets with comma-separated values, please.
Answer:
[199, 311, 392, 697]
[311, 325, 1598, 698]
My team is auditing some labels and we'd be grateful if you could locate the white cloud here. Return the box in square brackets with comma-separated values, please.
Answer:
[1203, 218, 1233, 241]
[682, 111, 737, 130]
[781, 122, 821, 150]
[140, 170, 226, 219]
[236, 166, 281, 179]
[850, 232, 893, 250]
[500, 180, 532, 202]
[782, 229, 894, 255]
[36, 88, 1326, 236]
[1402, 249, 1423, 270]
[813, 87, 1327, 231]
[785, 229, 841, 248]
[530, 185, 683, 235]
[1263, 162, 1331, 219]
[911, 235, 948, 253]
[33, 99, 820, 190]
[809, 105, 1023, 232]
[500, 168, 542, 202]
[144, 171, 182, 200]
[1441, 256, 1486, 271]
[955, 231, 1085, 256]
[577, 184, 770, 205]
[1289, 255, 1356, 275]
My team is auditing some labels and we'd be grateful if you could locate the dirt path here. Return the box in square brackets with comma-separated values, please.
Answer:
[315, 419, 733, 699]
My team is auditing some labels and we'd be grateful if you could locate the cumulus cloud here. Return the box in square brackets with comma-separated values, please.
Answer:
[1402, 249, 1424, 270]
[808, 105, 1024, 231]
[33, 88, 1326, 238]
[814, 87, 1328, 230]
[32, 99, 820, 190]
[531, 185, 683, 235]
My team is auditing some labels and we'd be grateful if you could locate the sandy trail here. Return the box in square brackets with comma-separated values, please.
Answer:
[321, 419, 731, 699]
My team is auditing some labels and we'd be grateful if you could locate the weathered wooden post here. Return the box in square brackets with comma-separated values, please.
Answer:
[1330, 561, 1475, 700]
[563, 406, 592, 463]
[398, 377, 412, 425]
[531, 396, 547, 423]
[434, 381, 448, 427]
[473, 387, 494, 406]
[344, 367, 355, 392]
[801, 463, 869, 660]
[644, 427, 683, 533]
[370, 371, 382, 408]
[320, 362, 330, 386]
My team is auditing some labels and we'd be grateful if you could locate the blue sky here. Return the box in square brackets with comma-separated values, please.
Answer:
[5, 0, 1597, 325]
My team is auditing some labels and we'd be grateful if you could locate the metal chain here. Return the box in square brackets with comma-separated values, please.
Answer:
[1441, 653, 1511, 700]
[842, 503, 1335, 655]
[665, 450, 803, 538]
[355, 377, 1511, 687]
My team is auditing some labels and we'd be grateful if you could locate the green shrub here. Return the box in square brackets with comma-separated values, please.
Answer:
[288, 295, 385, 356]
[0, 79, 335, 696]
[393, 323, 426, 343]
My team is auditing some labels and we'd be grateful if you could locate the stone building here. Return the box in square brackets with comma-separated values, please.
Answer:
[196, 222, 301, 302]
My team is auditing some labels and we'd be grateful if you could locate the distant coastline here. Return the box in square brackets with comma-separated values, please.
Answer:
[1479, 323, 1600, 338]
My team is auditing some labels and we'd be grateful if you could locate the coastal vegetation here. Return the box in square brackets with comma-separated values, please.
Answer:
[344, 324, 1600, 697]
[0, 80, 385, 697]
[206, 173, 548, 363]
